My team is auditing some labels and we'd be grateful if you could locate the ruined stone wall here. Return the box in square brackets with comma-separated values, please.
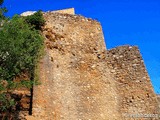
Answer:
[26, 9, 159, 120]
[21, 8, 75, 17]
[31, 12, 122, 120]
[106, 46, 159, 120]
[157, 95, 160, 114]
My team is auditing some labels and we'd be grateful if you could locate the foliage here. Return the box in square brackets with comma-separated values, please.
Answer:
[0, 93, 15, 112]
[0, 0, 7, 21]
[0, 79, 38, 119]
[0, 92, 15, 120]
[0, 15, 43, 81]
[24, 10, 45, 30]
[0, 11, 44, 117]
[0, 7, 7, 19]
[0, 0, 4, 5]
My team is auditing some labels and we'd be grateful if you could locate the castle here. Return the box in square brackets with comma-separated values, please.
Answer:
[20, 8, 159, 120]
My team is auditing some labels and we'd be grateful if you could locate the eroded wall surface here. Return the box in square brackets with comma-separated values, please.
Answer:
[28, 10, 159, 120]
[31, 12, 121, 120]
[106, 46, 159, 120]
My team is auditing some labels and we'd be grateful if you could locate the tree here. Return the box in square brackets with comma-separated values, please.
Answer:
[0, 0, 7, 23]
[0, 1, 45, 118]
[0, 0, 4, 5]
[24, 10, 45, 30]
[0, 15, 43, 80]
[0, 13, 44, 118]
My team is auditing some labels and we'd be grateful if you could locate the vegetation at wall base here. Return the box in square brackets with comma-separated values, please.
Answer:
[0, 9, 45, 119]
[0, 14, 44, 80]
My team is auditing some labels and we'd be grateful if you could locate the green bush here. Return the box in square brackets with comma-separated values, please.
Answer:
[24, 10, 45, 30]
[0, 93, 15, 112]
[0, 0, 7, 22]
[0, 11, 44, 117]
[0, 92, 16, 119]
[0, 15, 43, 80]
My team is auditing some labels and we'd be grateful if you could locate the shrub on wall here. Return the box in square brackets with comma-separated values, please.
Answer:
[24, 10, 45, 30]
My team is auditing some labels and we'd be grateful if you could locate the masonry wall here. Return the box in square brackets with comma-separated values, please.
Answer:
[106, 46, 159, 120]
[31, 12, 122, 120]
[28, 10, 159, 120]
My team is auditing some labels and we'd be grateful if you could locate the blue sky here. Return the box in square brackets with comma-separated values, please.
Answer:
[3, 0, 160, 93]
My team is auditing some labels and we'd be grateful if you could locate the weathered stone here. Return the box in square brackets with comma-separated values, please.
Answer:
[17, 8, 160, 120]
[106, 45, 159, 119]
